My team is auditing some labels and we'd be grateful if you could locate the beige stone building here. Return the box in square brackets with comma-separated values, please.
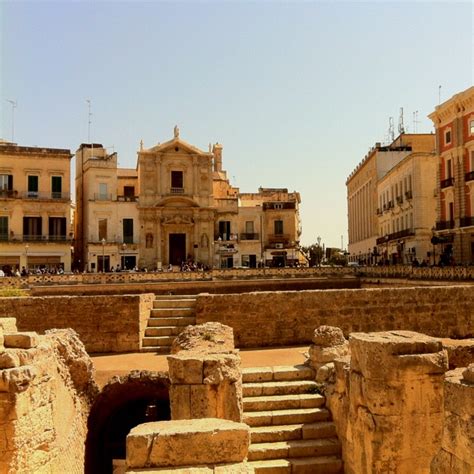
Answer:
[75, 144, 139, 272]
[347, 133, 435, 264]
[429, 86, 474, 264]
[75, 129, 302, 271]
[0, 140, 73, 273]
[376, 135, 436, 264]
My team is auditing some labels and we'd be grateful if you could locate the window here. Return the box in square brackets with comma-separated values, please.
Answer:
[48, 217, 66, 240]
[448, 202, 454, 222]
[274, 203, 283, 209]
[470, 120, 474, 135]
[98, 183, 108, 200]
[447, 159, 452, 179]
[274, 220, 284, 235]
[171, 171, 183, 189]
[445, 130, 451, 145]
[0, 216, 8, 241]
[471, 151, 474, 171]
[98, 219, 107, 241]
[51, 176, 62, 199]
[23, 217, 42, 240]
[28, 175, 39, 198]
[0, 174, 13, 192]
[124, 186, 135, 198]
[123, 218, 134, 244]
[241, 255, 250, 267]
[218, 221, 231, 240]
[245, 221, 254, 233]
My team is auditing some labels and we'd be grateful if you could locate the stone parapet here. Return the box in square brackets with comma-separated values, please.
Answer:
[168, 323, 243, 423]
[325, 330, 448, 474]
[431, 364, 474, 473]
[126, 418, 251, 472]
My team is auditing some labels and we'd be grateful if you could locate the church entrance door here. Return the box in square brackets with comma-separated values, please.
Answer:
[169, 233, 186, 265]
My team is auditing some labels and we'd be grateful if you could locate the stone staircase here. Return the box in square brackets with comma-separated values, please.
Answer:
[242, 364, 343, 473]
[141, 295, 197, 353]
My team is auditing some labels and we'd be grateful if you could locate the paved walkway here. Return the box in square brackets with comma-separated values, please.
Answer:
[91, 345, 309, 388]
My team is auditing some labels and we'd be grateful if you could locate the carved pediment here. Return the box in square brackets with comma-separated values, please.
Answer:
[161, 215, 194, 225]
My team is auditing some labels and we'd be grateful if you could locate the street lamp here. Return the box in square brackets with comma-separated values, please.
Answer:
[101, 238, 106, 273]
[317, 236, 321, 267]
[25, 243, 29, 273]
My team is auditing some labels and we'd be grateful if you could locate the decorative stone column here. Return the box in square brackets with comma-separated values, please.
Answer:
[346, 331, 448, 473]
[167, 322, 243, 422]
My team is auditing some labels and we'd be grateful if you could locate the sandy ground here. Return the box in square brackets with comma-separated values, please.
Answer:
[91, 345, 309, 388]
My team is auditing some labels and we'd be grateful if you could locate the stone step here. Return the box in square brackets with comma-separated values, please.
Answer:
[150, 308, 194, 317]
[250, 422, 337, 444]
[154, 295, 197, 300]
[153, 299, 196, 309]
[144, 326, 184, 337]
[243, 408, 330, 427]
[249, 455, 343, 473]
[142, 336, 175, 347]
[248, 437, 341, 461]
[244, 394, 325, 412]
[243, 365, 315, 383]
[147, 317, 196, 327]
[139, 346, 170, 354]
[243, 380, 318, 397]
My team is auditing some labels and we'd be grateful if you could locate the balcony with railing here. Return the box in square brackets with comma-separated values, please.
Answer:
[240, 233, 260, 241]
[93, 193, 113, 201]
[21, 191, 70, 201]
[214, 233, 238, 242]
[440, 177, 454, 189]
[0, 189, 18, 199]
[435, 220, 455, 230]
[170, 187, 185, 194]
[1, 234, 71, 243]
[460, 216, 474, 227]
[117, 195, 138, 202]
[376, 228, 415, 245]
[465, 171, 474, 183]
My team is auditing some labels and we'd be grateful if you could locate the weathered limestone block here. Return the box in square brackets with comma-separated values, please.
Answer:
[0, 365, 37, 393]
[168, 322, 242, 423]
[168, 355, 203, 385]
[307, 325, 349, 371]
[127, 462, 254, 473]
[315, 362, 335, 383]
[171, 322, 234, 355]
[431, 367, 474, 473]
[462, 363, 474, 384]
[341, 331, 448, 474]
[0, 318, 18, 333]
[0, 327, 3, 351]
[126, 418, 250, 469]
[0, 350, 20, 369]
[4, 332, 39, 349]
[441, 338, 474, 369]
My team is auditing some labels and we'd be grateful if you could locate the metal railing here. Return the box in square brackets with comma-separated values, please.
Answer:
[375, 228, 415, 245]
[93, 193, 113, 201]
[435, 220, 455, 230]
[0, 189, 17, 199]
[117, 195, 138, 202]
[21, 191, 70, 201]
[460, 216, 474, 227]
[465, 171, 474, 183]
[239, 233, 260, 240]
[0, 234, 71, 242]
[170, 187, 184, 194]
[440, 177, 454, 189]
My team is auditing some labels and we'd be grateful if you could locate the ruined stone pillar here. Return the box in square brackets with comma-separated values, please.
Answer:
[167, 322, 243, 422]
[347, 331, 448, 473]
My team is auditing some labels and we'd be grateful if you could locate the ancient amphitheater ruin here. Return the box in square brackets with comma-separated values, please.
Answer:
[0, 267, 472, 473]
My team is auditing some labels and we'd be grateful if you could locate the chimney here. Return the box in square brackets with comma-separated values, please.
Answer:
[212, 143, 223, 172]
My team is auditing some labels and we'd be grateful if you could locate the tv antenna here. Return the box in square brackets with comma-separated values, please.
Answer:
[413, 111, 420, 133]
[6, 99, 17, 142]
[398, 107, 405, 134]
[86, 99, 92, 142]
[388, 116, 395, 142]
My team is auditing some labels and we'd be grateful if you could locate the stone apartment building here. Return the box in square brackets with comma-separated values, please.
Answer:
[0, 140, 73, 272]
[429, 85, 474, 265]
[76, 128, 302, 271]
[74, 144, 139, 272]
[347, 133, 435, 264]
[376, 134, 436, 264]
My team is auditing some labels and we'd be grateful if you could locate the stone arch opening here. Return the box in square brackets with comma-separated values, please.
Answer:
[85, 371, 170, 474]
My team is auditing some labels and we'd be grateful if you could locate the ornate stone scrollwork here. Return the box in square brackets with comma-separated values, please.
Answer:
[161, 215, 194, 225]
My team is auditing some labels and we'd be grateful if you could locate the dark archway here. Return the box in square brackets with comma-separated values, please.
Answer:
[85, 371, 170, 474]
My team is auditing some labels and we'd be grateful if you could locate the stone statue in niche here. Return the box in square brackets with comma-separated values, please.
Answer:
[200, 233, 209, 249]
[146, 233, 154, 249]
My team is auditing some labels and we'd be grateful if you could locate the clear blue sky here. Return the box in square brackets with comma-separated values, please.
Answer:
[1, 1, 472, 247]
